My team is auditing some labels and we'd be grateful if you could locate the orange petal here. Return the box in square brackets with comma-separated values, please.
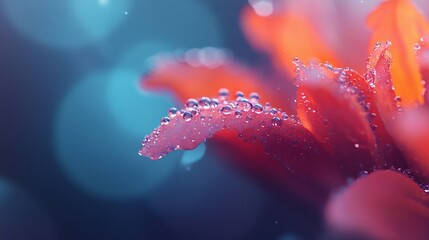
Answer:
[296, 63, 377, 175]
[393, 107, 429, 182]
[241, 4, 340, 77]
[326, 170, 429, 240]
[367, 0, 429, 105]
[141, 48, 288, 110]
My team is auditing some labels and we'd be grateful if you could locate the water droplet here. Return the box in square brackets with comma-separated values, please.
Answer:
[423, 185, 429, 193]
[292, 57, 301, 66]
[253, 103, 263, 114]
[281, 112, 289, 120]
[359, 170, 369, 178]
[198, 97, 211, 109]
[168, 107, 178, 117]
[249, 92, 260, 102]
[161, 117, 170, 125]
[235, 91, 244, 99]
[245, 115, 252, 123]
[269, 108, 277, 115]
[220, 105, 233, 115]
[354, 143, 360, 148]
[236, 99, 252, 111]
[271, 117, 282, 126]
[186, 98, 198, 108]
[183, 111, 193, 122]
[414, 43, 421, 50]
[234, 110, 243, 118]
[218, 88, 230, 99]
[210, 98, 219, 108]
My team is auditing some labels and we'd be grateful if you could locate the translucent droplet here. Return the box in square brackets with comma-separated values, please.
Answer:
[234, 110, 243, 118]
[235, 91, 244, 99]
[168, 107, 178, 117]
[292, 57, 301, 66]
[423, 185, 429, 193]
[198, 97, 211, 109]
[249, 92, 260, 102]
[281, 112, 289, 120]
[253, 103, 263, 114]
[271, 117, 282, 126]
[183, 111, 193, 122]
[220, 105, 233, 115]
[269, 108, 277, 115]
[359, 170, 369, 178]
[245, 115, 252, 123]
[161, 117, 170, 125]
[414, 43, 421, 50]
[354, 143, 360, 148]
[186, 98, 198, 108]
[218, 88, 230, 99]
[210, 98, 219, 108]
[236, 99, 252, 112]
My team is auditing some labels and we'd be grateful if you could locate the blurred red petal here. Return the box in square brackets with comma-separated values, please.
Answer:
[240, 5, 339, 77]
[295, 63, 376, 175]
[141, 49, 288, 109]
[140, 94, 343, 190]
[393, 108, 429, 181]
[326, 170, 429, 240]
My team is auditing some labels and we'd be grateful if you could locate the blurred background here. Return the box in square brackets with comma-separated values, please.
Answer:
[0, 0, 384, 239]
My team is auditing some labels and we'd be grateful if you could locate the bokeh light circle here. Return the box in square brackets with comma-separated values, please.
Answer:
[2, 0, 130, 49]
[54, 72, 179, 200]
[0, 180, 57, 239]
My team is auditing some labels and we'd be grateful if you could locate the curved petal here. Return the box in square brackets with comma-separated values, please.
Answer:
[326, 170, 429, 240]
[240, 4, 339, 77]
[139, 93, 344, 190]
[295, 62, 377, 175]
[141, 48, 289, 110]
[393, 108, 429, 182]
[367, 0, 429, 105]
[416, 36, 429, 105]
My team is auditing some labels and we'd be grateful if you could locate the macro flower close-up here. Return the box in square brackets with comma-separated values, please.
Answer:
[138, 0, 429, 239]
[3, 0, 429, 239]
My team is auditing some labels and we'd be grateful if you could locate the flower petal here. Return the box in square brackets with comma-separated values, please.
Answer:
[240, 4, 339, 76]
[139, 93, 343, 190]
[141, 48, 288, 109]
[295, 63, 377, 175]
[367, 0, 429, 105]
[393, 108, 429, 182]
[326, 170, 429, 240]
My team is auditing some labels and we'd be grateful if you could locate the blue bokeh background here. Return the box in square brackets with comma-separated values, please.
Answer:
[0, 0, 320, 239]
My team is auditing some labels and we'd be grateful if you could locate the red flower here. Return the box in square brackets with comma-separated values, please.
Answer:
[139, 0, 429, 239]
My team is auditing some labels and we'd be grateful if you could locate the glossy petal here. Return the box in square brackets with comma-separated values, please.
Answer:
[416, 36, 429, 104]
[141, 48, 287, 109]
[367, 0, 429, 105]
[393, 108, 429, 182]
[295, 63, 376, 175]
[139, 94, 343, 190]
[326, 170, 429, 240]
[241, 4, 339, 77]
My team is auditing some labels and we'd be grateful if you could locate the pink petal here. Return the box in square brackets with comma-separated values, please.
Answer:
[393, 108, 429, 182]
[139, 92, 343, 190]
[295, 62, 377, 175]
[326, 170, 429, 240]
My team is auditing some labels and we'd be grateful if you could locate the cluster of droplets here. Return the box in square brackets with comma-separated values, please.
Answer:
[157, 89, 294, 129]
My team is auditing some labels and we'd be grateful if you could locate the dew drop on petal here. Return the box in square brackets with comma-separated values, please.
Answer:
[183, 111, 193, 122]
[168, 107, 178, 117]
[161, 117, 170, 125]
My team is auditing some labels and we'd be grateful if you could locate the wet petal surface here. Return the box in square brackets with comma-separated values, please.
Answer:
[367, 0, 429, 105]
